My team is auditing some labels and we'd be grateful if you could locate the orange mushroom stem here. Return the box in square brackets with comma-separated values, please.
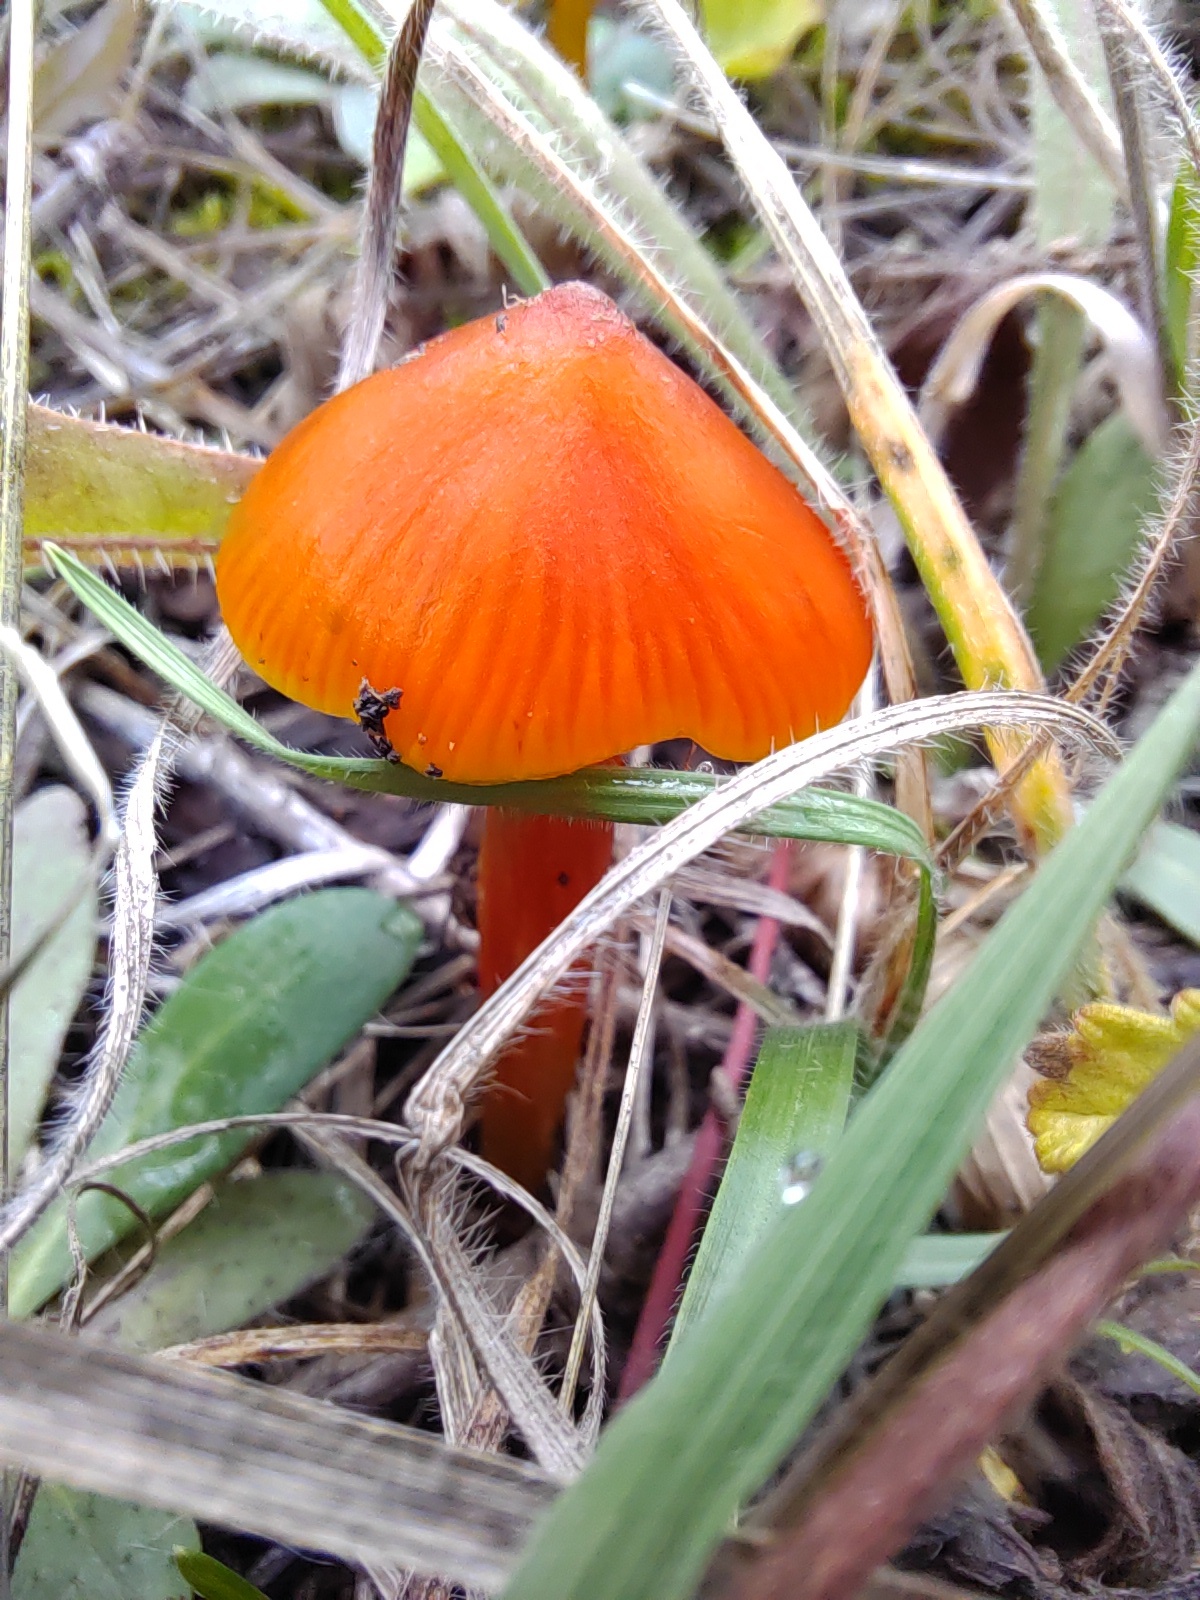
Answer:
[216, 280, 874, 1190]
[477, 809, 614, 1190]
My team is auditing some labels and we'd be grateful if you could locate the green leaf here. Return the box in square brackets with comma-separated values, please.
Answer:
[86, 1172, 375, 1352]
[670, 1022, 858, 1353]
[503, 656, 1200, 1600]
[11, 889, 420, 1318]
[14, 1486, 198, 1600]
[1028, 411, 1158, 671]
[588, 18, 675, 122]
[175, 1551, 269, 1600]
[1165, 157, 1200, 386]
[25, 403, 254, 568]
[10, 786, 98, 1165]
[894, 1232, 1001, 1289]
[699, 0, 820, 79]
[45, 543, 929, 862]
[1122, 819, 1200, 946]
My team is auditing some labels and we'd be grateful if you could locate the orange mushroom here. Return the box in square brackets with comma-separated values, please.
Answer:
[216, 281, 873, 1188]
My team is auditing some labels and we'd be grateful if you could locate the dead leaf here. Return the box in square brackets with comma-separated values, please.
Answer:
[1027, 992, 1200, 1173]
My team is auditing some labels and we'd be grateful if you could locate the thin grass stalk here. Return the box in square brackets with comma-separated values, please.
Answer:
[1096, 5, 1173, 402]
[641, 0, 1072, 855]
[1093, 0, 1200, 176]
[562, 890, 671, 1408]
[1005, 0, 1128, 196]
[0, 5, 35, 1579]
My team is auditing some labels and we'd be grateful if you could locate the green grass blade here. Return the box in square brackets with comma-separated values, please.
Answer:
[47, 544, 930, 858]
[895, 1232, 1002, 1289]
[504, 657, 1200, 1600]
[1122, 819, 1200, 946]
[669, 1022, 859, 1353]
[412, 92, 550, 296]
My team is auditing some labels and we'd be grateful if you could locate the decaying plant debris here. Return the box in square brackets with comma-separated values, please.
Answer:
[4, 2, 1200, 1599]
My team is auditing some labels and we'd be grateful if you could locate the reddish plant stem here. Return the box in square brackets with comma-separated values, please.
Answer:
[617, 842, 792, 1402]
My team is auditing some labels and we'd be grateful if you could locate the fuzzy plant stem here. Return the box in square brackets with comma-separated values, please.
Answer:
[617, 843, 791, 1401]
[0, 0, 34, 1582]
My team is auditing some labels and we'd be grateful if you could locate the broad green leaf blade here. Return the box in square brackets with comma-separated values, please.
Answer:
[48, 543, 929, 858]
[699, 0, 820, 79]
[11, 786, 98, 1164]
[1028, 411, 1157, 671]
[1122, 820, 1200, 946]
[14, 1486, 198, 1600]
[12, 889, 420, 1317]
[87, 1172, 375, 1351]
[26, 405, 254, 569]
[175, 1551, 269, 1600]
[505, 657, 1200, 1600]
[670, 1022, 858, 1351]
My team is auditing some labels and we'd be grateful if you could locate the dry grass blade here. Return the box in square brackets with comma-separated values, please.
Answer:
[561, 890, 671, 1410]
[0, 626, 115, 854]
[338, 0, 438, 389]
[405, 691, 1118, 1160]
[641, 0, 1070, 854]
[301, 1126, 590, 1480]
[942, 401, 1200, 870]
[0, 725, 164, 1256]
[1004, 0, 1128, 196]
[0, 1317, 554, 1591]
[919, 272, 1168, 457]
[161, 1323, 429, 1366]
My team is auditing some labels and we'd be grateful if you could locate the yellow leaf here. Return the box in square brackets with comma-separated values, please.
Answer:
[700, 0, 824, 80]
[1027, 990, 1200, 1173]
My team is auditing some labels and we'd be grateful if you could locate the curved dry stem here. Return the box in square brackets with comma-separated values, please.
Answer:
[0, 725, 167, 1256]
[405, 691, 1119, 1161]
[919, 273, 1168, 457]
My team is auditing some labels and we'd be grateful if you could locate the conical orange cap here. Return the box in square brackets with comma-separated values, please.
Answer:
[217, 282, 872, 783]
